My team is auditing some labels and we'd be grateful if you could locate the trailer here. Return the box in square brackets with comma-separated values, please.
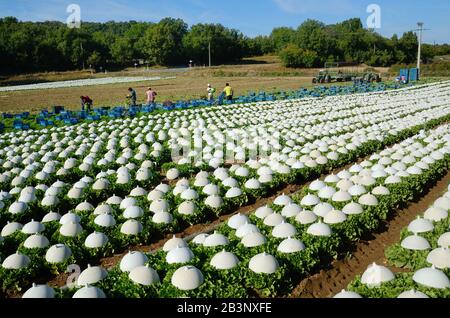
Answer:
[312, 62, 381, 84]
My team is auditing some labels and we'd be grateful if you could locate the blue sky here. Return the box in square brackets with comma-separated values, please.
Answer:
[1, 0, 449, 43]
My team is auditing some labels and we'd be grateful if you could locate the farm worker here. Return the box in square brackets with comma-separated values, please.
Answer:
[207, 84, 216, 101]
[223, 83, 233, 101]
[80, 96, 93, 112]
[146, 87, 157, 105]
[127, 87, 137, 106]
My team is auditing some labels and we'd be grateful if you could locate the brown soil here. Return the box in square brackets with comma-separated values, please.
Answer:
[291, 170, 450, 298]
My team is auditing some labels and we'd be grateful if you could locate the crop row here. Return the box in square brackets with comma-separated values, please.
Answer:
[8, 123, 450, 298]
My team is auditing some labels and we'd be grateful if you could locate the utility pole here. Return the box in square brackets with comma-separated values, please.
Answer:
[411, 23, 430, 77]
[208, 41, 212, 67]
[417, 22, 423, 71]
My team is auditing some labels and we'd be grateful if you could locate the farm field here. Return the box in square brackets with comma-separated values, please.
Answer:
[1, 80, 450, 298]
[0, 56, 390, 113]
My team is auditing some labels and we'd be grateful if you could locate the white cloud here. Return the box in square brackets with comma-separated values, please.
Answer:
[273, 0, 305, 14]
[273, 0, 357, 15]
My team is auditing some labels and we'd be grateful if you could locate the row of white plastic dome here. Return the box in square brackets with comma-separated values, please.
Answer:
[2, 82, 450, 187]
[335, 184, 450, 298]
[335, 262, 450, 298]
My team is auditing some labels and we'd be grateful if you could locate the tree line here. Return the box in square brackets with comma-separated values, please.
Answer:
[1, 16, 449, 74]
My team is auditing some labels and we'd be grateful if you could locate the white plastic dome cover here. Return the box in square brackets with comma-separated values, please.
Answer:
[152, 211, 173, 224]
[397, 290, 429, 299]
[1, 222, 23, 237]
[241, 231, 267, 247]
[313, 202, 333, 217]
[171, 266, 204, 291]
[23, 284, 55, 298]
[228, 213, 250, 230]
[236, 223, 259, 238]
[93, 204, 113, 215]
[85, 232, 109, 248]
[203, 231, 229, 247]
[178, 201, 197, 216]
[277, 238, 305, 254]
[426, 248, 450, 269]
[434, 197, 450, 210]
[401, 235, 431, 251]
[408, 217, 434, 234]
[24, 234, 50, 249]
[192, 233, 209, 245]
[225, 187, 242, 198]
[255, 206, 273, 219]
[150, 199, 170, 213]
[342, 202, 364, 215]
[8, 201, 28, 214]
[272, 222, 297, 238]
[45, 244, 72, 264]
[166, 168, 179, 180]
[424, 206, 448, 222]
[437, 232, 450, 248]
[94, 214, 116, 228]
[358, 194, 379, 206]
[59, 212, 81, 225]
[120, 251, 149, 272]
[274, 194, 292, 206]
[59, 222, 83, 237]
[2, 252, 30, 269]
[300, 194, 319, 206]
[72, 285, 106, 298]
[324, 210, 347, 224]
[309, 180, 326, 191]
[332, 191, 352, 202]
[166, 246, 194, 264]
[205, 195, 223, 208]
[281, 204, 302, 218]
[75, 201, 94, 212]
[361, 263, 394, 287]
[412, 267, 450, 289]
[120, 197, 137, 210]
[307, 222, 332, 237]
[22, 220, 45, 234]
[77, 265, 108, 286]
[263, 213, 285, 227]
[210, 250, 240, 270]
[123, 205, 144, 219]
[295, 210, 317, 225]
[249, 252, 279, 274]
[129, 265, 160, 286]
[120, 220, 143, 235]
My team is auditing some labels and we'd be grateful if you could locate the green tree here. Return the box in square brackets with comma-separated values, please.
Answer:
[279, 44, 318, 68]
[111, 37, 134, 65]
[87, 51, 102, 68]
[398, 31, 418, 64]
[183, 23, 247, 65]
[143, 18, 187, 65]
[270, 27, 296, 51]
[295, 19, 335, 64]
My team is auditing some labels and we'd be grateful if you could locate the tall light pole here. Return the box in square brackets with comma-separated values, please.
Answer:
[416, 22, 424, 71]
